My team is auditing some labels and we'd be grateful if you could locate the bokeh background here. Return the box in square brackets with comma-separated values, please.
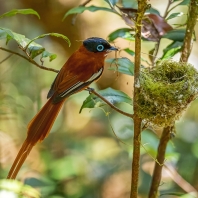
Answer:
[0, 0, 198, 197]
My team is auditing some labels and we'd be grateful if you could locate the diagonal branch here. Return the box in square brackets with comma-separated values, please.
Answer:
[0, 46, 59, 73]
[87, 87, 134, 119]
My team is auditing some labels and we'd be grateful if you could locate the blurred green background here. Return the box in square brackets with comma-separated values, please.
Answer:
[0, 0, 198, 197]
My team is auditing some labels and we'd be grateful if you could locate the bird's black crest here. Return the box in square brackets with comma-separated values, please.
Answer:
[83, 37, 117, 53]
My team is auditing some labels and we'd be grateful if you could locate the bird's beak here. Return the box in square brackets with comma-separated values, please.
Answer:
[109, 46, 118, 51]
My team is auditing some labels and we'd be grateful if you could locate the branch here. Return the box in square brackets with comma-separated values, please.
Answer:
[148, 126, 171, 198]
[163, 0, 173, 18]
[0, 46, 59, 73]
[87, 87, 134, 119]
[130, 1, 148, 198]
[180, 0, 198, 62]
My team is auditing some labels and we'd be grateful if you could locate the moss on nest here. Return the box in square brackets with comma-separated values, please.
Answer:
[137, 60, 198, 126]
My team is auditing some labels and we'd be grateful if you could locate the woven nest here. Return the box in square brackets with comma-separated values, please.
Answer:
[137, 60, 198, 126]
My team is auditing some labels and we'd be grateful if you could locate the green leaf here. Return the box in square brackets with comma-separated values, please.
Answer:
[0, 179, 40, 198]
[0, 9, 40, 19]
[42, 51, 57, 62]
[122, 0, 138, 8]
[161, 41, 183, 59]
[63, 5, 116, 20]
[162, 29, 186, 41]
[106, 57, 134, 76]
[146, 7, 160, 16]
[166, 12, 184, 20]
[79, 87, 132, 113]
[108, 28, 134, 42]
[124, 48, 135, 56]
[26, 33, 70, 59]
[178, 0, 190, 5]
[0, 29, 7, 39]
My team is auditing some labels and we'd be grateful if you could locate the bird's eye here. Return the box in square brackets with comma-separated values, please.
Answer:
[97, 44, 104, 52]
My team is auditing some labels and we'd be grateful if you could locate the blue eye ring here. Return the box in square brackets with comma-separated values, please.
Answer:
[97, 44, 104, 52]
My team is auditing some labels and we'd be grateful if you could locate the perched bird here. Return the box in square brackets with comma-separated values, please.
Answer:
[7, 37, 118, 179]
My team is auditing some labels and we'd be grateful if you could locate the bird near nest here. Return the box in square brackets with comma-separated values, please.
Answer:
[7, 37, 118, 179]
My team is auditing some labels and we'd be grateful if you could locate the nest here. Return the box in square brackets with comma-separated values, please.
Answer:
[137, 60, 198, 126]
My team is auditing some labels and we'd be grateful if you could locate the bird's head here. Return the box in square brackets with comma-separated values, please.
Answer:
[83, 37, 118, 53]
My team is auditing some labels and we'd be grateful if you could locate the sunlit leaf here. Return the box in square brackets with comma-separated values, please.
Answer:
[124, 48, 135, 56]
[166, 12, 184, 20]
[106, 57, 134, 76]
[79, 87, 132, 113]
[161, 41, 183, 59]
[162, 29, 186, 41]
[0, 9, 40, 19]
[0, 179, 40, 198]
[108, 28, 134, 42]
[63, 5, 116, 20]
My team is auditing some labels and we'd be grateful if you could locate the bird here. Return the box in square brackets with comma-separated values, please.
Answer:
[7, 37, 118, 179]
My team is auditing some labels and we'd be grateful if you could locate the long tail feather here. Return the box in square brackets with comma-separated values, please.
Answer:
[7, 97, 65, 179]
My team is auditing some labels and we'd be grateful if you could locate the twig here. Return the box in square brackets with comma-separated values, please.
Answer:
[151, 40, 160, 65]
[165, 1, 183, 18]
[87, 87, 134, 119]
[0, 46, 59, 73]
[180, 0, 198, 62]
[163, 0, 173, 18]
[148, 126, 171, 198]
[130, 1, 148, 198]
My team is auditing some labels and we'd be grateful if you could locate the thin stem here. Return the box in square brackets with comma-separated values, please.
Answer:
[87, 88, 133, 119]
[163, 0, 173, 18]
[180, 0, 198, 63]
[130, 1, 148, 197]
[151, 40, 160, 65]
[148, 126, 171, 198]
